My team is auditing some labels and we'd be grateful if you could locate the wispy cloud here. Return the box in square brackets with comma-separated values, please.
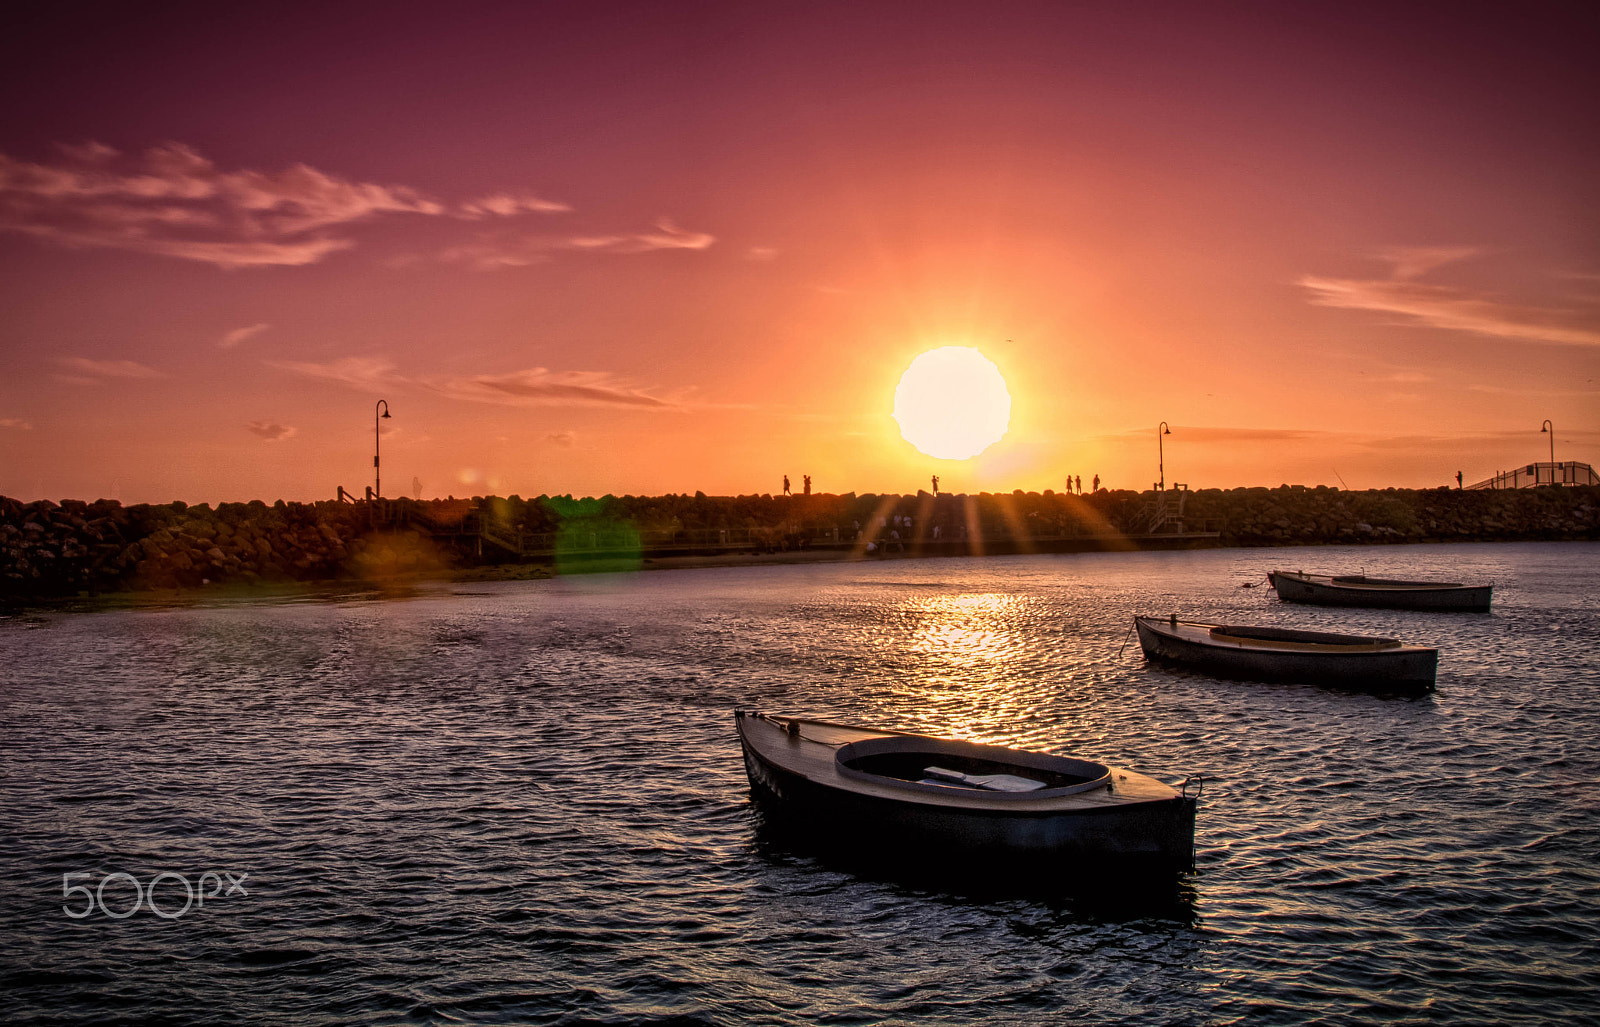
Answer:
[0, 143, 446, 268]
[1300, 247, 1600, 348]
[0, 417, 32, 430]
[58, 356, 164, 380]
[459, 193, 571, 217]
[566, 218, 714, 254]
[745, 246, 779, 262]
[430, 369, 674, 408]
[546, 430, 576, 446]
[266, 356, 676, 409]
[441, 217, 715, 270]
[1102, 426, 1320, 443]
[220, 322, 270, 349]
[246, 421, 296, 441]
[1377, 245, 1483, 280]
[0, 143, 571, 269]
[263, 356, 399, 390]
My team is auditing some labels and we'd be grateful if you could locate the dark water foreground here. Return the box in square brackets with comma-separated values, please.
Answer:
[2, 542, 1597, 1025]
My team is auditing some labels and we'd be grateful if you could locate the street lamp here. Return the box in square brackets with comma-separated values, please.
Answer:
[375, 399, 391, 499]
[1541, 419, 1554, 466]
[1157, 421, 1171, 491]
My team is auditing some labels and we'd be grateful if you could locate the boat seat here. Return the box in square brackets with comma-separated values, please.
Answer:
[922, 765, 1047, 792]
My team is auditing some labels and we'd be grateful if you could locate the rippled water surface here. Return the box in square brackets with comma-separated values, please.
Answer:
[3, 542, 1598, 1025]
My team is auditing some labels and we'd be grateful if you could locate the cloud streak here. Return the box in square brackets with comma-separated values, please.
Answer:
[441, 218, 715, 270]
[432, 369, 674, 408]
[59, 356, 164, 379]
[220, 323, 271, 349]
[246, 421, 296, 441]
[1300, 247, 1600, 348]
[0, 143, 574, 269]
[263, 356, 399, 390]
[460, 193, 571, 217]
[266, 357, 676, 409]
[1103, 426, 1320, 443]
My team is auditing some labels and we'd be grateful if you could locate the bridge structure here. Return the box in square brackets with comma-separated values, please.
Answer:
[1466, 461, 1598, 490]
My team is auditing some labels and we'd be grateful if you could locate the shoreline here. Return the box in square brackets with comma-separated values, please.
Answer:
[6, 535, 1595, 617]
[4, 485, 1596, 603]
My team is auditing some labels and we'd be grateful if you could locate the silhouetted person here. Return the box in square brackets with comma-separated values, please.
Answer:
[1092, 474, 1100, 492]
[783, 475, 791, 495]
[803, 474, 811, 495]
[1075, 475, 1082, 493]
[1456, 470, 1463, 489]
[931, 475, 939, 494]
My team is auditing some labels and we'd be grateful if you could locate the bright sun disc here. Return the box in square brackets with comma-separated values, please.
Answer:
[893, 346, 1011, 460]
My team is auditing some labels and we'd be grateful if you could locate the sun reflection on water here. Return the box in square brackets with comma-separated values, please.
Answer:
[902, 592, 1029, 668]
[887, 591, 1050, 743]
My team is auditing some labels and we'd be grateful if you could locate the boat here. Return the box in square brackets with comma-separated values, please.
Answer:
[1134, 614, 1437, 691]
[734, 710, 1199, 877]
[1268, 570, 1492, 612]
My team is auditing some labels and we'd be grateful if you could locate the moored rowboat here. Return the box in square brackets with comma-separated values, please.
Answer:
[1268, 570, 1492, 612]
[1134, 614, 1437, 691]
[735, 710, 1199, 876]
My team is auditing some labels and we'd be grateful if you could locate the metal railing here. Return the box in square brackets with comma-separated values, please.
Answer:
[1466, 461, 1598, 489]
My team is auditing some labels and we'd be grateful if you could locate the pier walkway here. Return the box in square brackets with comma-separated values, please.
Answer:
[362, 498, 1220, 562]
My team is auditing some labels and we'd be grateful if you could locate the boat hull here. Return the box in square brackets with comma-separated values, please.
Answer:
[735, 712, 1197, 876]
[1269, 571, 1492, 612]
[1135, 616, 1437, 691]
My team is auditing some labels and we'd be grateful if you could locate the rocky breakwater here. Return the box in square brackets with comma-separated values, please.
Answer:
[1181, 484, 1600, 546]
[0, 497, 447, 598]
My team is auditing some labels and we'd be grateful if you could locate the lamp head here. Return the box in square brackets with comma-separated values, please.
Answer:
[382, 410, 392, 419]
[1540, 424, 1548, 433]
[1163, 426, 1171, 435]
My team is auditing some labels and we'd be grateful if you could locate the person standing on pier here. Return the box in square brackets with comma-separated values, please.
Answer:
[803, 474, 811, 495]
[1093, 474, 1100, 492]
[931, 474, 939, 495]
[783, 475, 791, 496]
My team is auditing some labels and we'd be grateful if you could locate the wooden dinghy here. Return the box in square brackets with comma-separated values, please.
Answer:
[735, 710, 1199, 876]
[1135, 614, 1437, 691]
[1268, 570, 1492, 612]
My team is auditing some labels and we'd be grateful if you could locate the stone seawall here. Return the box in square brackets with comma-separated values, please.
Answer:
[2, 485, 1596, 598]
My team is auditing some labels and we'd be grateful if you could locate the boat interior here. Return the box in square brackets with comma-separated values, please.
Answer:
[1329, 575, 1462, 588]
[841, 750, 1092, 792]
[1206, 624, 1402, 649]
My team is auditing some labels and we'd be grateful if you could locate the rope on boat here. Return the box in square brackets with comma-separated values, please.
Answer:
[1181, 774, 1204, 800]
[1116, 619, 1136, 660]
[755, 713, 848, 747]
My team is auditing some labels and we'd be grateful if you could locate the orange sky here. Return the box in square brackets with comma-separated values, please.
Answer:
[1, 3, 1596, 503]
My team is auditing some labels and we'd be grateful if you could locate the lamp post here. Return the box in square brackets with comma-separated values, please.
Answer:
[1541, 419, 1554, 466]
[1157, 421, 1171, 491]
[374, 399, 391, 499]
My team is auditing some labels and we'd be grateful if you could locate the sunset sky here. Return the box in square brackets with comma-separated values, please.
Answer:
[1, 2, 1596, 504]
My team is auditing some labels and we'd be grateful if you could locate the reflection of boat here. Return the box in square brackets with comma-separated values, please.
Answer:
[1135, 615, 1437, 691]
[1268, 570, 1492, 612]
[735, 711, 1199, 876]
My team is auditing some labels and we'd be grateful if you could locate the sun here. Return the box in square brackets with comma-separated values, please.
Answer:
[892, 347, 1012, 460]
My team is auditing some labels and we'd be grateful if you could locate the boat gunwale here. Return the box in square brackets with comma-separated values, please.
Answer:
[834, 735, 1114, 800]
[1272, 570, 1484, 593]
[736, 711, 1181, 813]
[1135, 615, 1434, 656]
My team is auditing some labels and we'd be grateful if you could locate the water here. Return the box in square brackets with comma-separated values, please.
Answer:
[2, 542, 1597, 1025]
